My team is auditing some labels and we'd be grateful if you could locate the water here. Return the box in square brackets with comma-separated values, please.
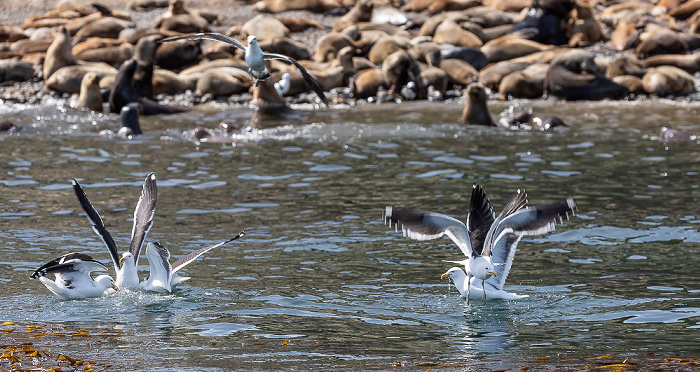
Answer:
[2, 98, 700, 370]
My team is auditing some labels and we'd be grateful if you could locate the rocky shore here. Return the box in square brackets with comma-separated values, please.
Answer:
[2, 0, 700, 130]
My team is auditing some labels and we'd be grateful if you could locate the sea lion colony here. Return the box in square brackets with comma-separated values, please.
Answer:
[1, 0, 700, 125]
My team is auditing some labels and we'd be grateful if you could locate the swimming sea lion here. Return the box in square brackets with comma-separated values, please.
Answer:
[660, 125, 694, 143]
[73, 71, 103, 111]
[118, 102, 142, 137]
[460, 83, 494, 126]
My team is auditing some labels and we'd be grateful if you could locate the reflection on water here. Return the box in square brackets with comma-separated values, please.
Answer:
[2, 99, 700, 370]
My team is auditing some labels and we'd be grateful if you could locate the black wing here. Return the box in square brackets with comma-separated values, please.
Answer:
[72, 179, 121, 270]
[30, 252, 105, 279]
[129, 173, 157, 262]
[171, 232, 245, 273]
[466, 184, 495, 256]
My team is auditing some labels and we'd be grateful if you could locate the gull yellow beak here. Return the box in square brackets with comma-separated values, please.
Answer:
[440, 272, 450, 280]
[491, 271, 497, 277]
[119, 257, 125, 265]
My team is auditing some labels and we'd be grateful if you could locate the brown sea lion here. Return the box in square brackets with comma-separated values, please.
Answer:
[439, 58, 478, 86]
[241, 14, 289, 42]
[545, 50, 628, 100]
[252, 0, 342, 13]
[498, 63, 549, 99]
[612, 75, 646, 96]
[460, 83, 494, 126]
[43, 26, 75, 80]
[274, 17, 324, 32]
[610, 22, 641, 51]
[505, 111, 567, 131]
[418, 12, 468, 38]
[129, 0, 170, 11]
[350, 68, 388, 99]
[669, 0, 700, 20]
[154, 38, 201, 71]
[660, 126, 694, 143]
[152, 68, 197, 94]
[636, 29, 688, 59]
[159, 14, 209, 33]
[356, 23, 410, 38]
[567, 3, 603, 47]
[0, 26, 28, 43]
[426, 0, 480, 15]
[642, 66, 695, 97]
[642, 54, 700, 74]
[45, 64, 117, 94]
[251, 77, 297, 118]
[419, 67, 448, 98]
[382, 50, 424, 97]
[606, 55, 646, 78]
[433, 20, 483, 48]
[408, 42, 441, 67]
[478, 61, 530, 91]
[480, 34, 553, 63]
[367, 35, 411, 65]
[481, 0, 531, 12]
[72, 38, 123, 56]
[313, 32, 359, 62]
[72, 17, 135, 44]
[333, 0, 373, 32]
[11, 39, 52, 55]
[75, 43, 135, 66]
[258, 37, 311, 61]
[73, 71, 103, 111]
[196, 67, 250, 97]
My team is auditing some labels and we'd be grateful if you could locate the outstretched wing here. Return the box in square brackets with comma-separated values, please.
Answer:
[384, 207, 473, 258]
[171, 232, 245, 273]
[143, 241, 173, 286]
[466, 184, 495, 256]
[129, 173, 157, 262]
[263, 52, 329, 106]
[31, 252, 108, 279]
[72, 179, 121, 270]
[160, 32, 246, 52]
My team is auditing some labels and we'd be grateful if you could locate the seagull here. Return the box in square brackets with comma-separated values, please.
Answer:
[72, 173, 157, 290]
[160, 33, 329, 105]
[30, 252, 117, 300]
[384, 184, 576, 304]
[140, 232, 245, 292]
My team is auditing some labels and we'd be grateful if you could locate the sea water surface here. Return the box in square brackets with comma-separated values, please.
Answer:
[2, 98, 700, 370]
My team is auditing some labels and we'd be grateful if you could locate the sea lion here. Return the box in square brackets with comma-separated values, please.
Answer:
[408, 42, 441, 67]
[195, 67, 250, 96]
[73, 71, 103, 111]
[0, 60, 35, 83]
[669, 0, 700, 20]
[0, 26, 27, 43]
[43, 26, 75, 80]
[45, 64, 117, 94]
[0, 120, 18, 133]
[636, 29, 688, 59]
[367, 35, 411, 65]
[118, 102, 142, 137]
[419, 67, 448, 98]
[503, 111, 567, 131]
[439, 58, 478, 86]
[439, 45, 488, 70]
[129, 0, 170, 11]
[382, 50, 424, 97]
[75, 43, 135, 66]
[333, 0, 373, 32]
[155, 39, 201, 71]
[159, 14, 209, 33]
[313, 32, 359, 62]
[251, 77, 296, 117]
[72, 37, 123, 56]
[433, 20, 483, 48]
[241, 14, 289, 42]
[252, 0, 342, 13]
[660, 126, 694, 143]
[478, 61, 530, 90]
[606, 55, 646, 78]
[426, 0, 481, 15]
[642, 54, 700, 74]
[152, 68, 198, 94]
[545, 50, 628, 100]
[72, 17, 135, 44]
[612, 75, 646, 96]
[350, 68, 388, 99]
[610, 21, 641, 51]
[642, 66, 695, 97]
[507, 0, 575, 45]
[482, 0, 531, 12]
[480, 34, 553, 63]
[258, 37, 311, 61]
[567, 3, 602, 47]
[498, 63, 549, 99]
[460, 83, 494, 126]
[274, 17, 323, 32]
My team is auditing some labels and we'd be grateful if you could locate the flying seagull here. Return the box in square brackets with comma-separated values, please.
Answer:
[160, 33, 329, 105]
[30, 252, 117, 300]
[140, 232, 245, 292]
[72, 173, 157, 290]
[384, 184, 576, 304]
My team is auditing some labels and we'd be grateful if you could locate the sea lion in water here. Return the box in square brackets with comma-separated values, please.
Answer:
[118, 102, 142, 137]
[43, 26, 75, 80]
[73, 71, 103, 111]
[660, 126, 694, 143]
[545, 50, 628, 100]
[460, 83, 494, 126]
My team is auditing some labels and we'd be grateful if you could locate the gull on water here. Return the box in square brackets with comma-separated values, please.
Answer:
[160, 33, 329, 105]
[72, 173, 157, 290]
[384, 184, 576, 304]
[140, 233, 245, 292]
[30, 252, 117, 300]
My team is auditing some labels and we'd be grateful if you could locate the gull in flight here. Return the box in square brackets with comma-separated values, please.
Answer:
[160, 33, 329, 105]
[140, 232, 245, 292]
[72, 173, 157, 290]
[30, 252, 117, 300]
[384, 184, 576, 304]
